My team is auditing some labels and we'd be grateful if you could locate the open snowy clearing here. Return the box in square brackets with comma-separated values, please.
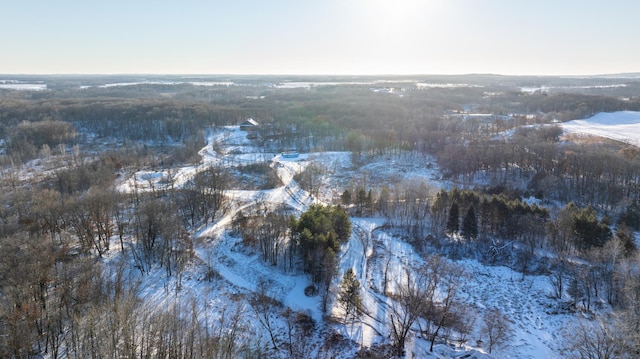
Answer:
[0, 83, 47, 90]
[562, 110, 640, 147]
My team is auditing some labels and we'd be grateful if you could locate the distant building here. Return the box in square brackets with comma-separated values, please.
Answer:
[282, 150, 299, 158]
[239, 118, 259, 131]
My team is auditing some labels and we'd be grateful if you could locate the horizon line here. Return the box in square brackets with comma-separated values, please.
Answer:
[2, 72, 640, 78]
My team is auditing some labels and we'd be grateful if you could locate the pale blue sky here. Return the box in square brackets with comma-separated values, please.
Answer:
[2, 0, 639, 75]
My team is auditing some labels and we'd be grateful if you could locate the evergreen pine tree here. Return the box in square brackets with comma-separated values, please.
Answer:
[356, 188, 367, 216]
[338, 268, 362, 320]
[341, 189, 352, 206]
[446, 202, 459, 235]
[461, 205, 478, 240]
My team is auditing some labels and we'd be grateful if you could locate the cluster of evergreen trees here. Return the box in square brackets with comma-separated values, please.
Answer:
[290, 204, 351, 311]
[432, 189, 549, 241]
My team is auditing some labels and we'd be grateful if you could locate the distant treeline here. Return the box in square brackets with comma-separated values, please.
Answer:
[2, 84, 640, 211]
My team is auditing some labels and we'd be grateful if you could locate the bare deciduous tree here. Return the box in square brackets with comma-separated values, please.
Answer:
[482, 308, 512, 354]
[424, 257, 465, 352]
[568, 319, 621, 359]
[389, 268, 426, 357]
[249, 279, 281, 350]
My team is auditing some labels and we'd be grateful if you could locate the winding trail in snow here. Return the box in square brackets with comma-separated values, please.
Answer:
[189, 127, 324, 320]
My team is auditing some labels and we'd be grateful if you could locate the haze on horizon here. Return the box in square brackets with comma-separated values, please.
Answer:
[3, 0, 639, 76]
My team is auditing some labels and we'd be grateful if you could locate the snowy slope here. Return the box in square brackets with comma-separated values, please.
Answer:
[562, 111, 640, 146]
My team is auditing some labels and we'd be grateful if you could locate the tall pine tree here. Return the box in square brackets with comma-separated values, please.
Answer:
[461, 205, 478, 240]
[338, 268, 362, 320]
[446, 202, 459, 235]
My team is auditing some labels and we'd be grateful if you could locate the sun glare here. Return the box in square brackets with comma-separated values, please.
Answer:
[354, 0, 447, 42]
[342, 0, 450, 73]
[369, 0, 419, 19]
[363, 0, 444, 22]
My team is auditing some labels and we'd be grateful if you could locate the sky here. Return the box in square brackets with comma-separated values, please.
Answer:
[2, 0, 639, 76]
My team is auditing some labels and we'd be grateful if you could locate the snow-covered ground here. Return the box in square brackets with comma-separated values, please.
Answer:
[112, 124, 603, 358]
[0, 80, 47, 91]
[562, 111, 640, 147]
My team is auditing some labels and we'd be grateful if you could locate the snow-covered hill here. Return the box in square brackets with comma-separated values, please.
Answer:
[562, 111, 640, 147]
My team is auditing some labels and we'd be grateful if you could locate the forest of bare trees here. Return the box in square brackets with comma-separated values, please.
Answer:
[1, 75, 640, 357]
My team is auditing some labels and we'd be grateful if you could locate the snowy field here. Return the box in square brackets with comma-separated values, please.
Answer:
[0, 83, 47, 90]
[562, 111, 640, 147]
[111, 124, 603, 358]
